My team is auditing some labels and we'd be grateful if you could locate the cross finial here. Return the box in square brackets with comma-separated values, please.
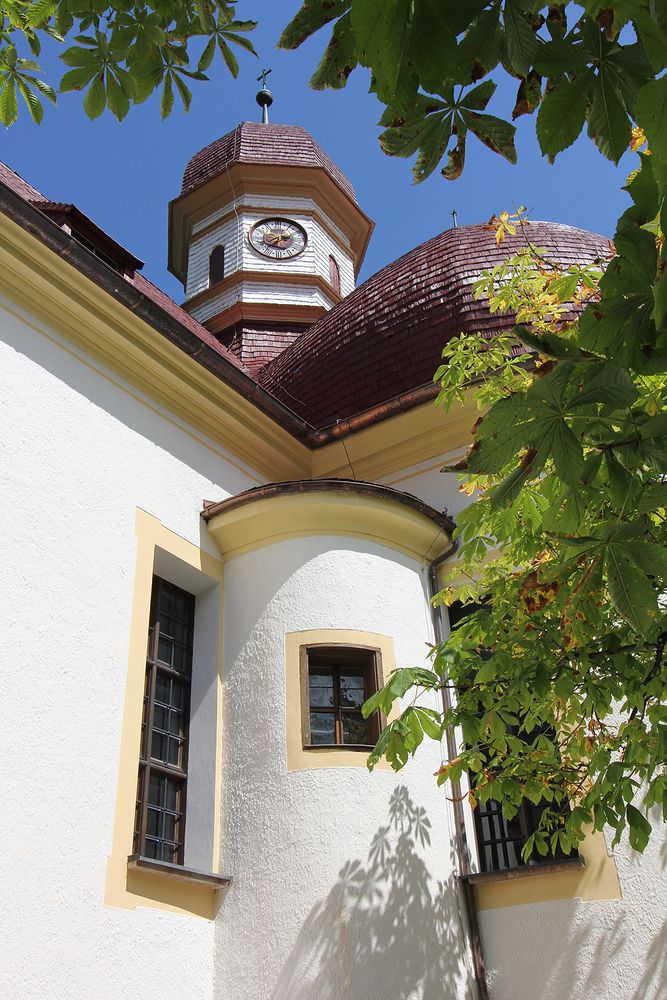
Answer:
[256, 68, 274, 124]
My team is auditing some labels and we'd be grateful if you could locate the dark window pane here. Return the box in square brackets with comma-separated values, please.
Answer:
[136, 576, 194, 865]
[309, 672, 334, 707]
[309, 672, 333, 686]
[155, 674, 170, 704]
[151, 731, 166, 762]
[157, 635, 172, 665]
[143, 839, 159, 860]
[163, 813, 176, 842]
[342, 713, 369, 744]
[165, 779, 178, 811]
[146, 807, 160, 837]
[310, 713, 335, 745]
[340, 674, 365, 708]
[172, 645, 186, 673]
[209, 245, 225, 285]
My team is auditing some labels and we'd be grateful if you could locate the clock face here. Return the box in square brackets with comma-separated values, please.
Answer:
[248, 218, 308, 260]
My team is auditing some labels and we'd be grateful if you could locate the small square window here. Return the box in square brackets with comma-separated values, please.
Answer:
[300, 646, 383, 749]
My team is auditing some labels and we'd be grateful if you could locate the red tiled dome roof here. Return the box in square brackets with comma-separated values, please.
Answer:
[260, 221, 611, 427]
[181, 122, 356, 202]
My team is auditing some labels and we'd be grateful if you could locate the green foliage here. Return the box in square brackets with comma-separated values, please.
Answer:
[279, 0, 667, 856]
[0, 0, 256, 125]
[363, 140, 665, 856]
[280, 1, 665, 180]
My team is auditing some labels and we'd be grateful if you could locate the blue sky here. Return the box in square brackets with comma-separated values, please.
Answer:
[4, 2, 632, 301]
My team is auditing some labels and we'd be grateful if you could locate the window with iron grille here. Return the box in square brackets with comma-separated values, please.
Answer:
[448, 600, 574, 874]
[134, 576, 195, 864]
[301, 646, 382, 749]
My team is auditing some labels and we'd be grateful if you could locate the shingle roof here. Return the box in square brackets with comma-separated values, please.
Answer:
[181, 122, 357, 202]
[0, 160, 245, 374]
[1, 152, 613, 441]
[259, 221, 612, 427]
[129, 272, 245, 370]
[0, 162, 46, 202]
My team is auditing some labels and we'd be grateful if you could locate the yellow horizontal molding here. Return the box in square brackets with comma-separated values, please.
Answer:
[473, 828, 621, 910]
[311, 394, 478, 482]
[0, 209, 473, 485]
[205, 488, 452, 562]
[0, 211, 310, 482]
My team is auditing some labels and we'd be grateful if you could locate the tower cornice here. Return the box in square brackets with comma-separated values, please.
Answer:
[168, 161, 374, 284]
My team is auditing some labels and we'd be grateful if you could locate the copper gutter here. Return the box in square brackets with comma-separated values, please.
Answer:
[202, 477, 455, 534]
[306, 382, 441, 446]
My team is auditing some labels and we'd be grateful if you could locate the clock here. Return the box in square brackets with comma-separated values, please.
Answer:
[248, 217, 308, 260]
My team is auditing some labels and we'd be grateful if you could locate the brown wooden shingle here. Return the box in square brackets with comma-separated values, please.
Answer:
[260, 221, 612, 427]
[181, 122, 357, 202]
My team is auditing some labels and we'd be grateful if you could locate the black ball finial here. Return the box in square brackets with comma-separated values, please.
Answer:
[256, 68, 273, 123]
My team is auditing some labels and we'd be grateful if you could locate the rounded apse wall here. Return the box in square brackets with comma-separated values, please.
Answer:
[213, 533, 471, 1000]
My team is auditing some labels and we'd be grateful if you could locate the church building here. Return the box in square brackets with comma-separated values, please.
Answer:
[2, 108, 664, 1000]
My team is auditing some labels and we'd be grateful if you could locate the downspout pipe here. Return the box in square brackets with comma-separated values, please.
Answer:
[429, 548, 489, 1000]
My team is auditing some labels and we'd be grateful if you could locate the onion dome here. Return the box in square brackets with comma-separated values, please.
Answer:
[181, 122, 356, 202]
[260, 221, 611, 428]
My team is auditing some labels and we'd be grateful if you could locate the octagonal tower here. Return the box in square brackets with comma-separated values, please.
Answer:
[168, 122, 374, 372]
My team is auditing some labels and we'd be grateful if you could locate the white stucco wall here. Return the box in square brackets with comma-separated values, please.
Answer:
[382, 450, 472, 521]
[216, 537, 474, 1000]
[4, 273, 666, 1000]
[479, 823, 667, 1000]
[1, 294, 260, 1000]
[190, 278, 337, 327]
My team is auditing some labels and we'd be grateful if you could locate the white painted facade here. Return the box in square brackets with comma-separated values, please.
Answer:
[479, 827, 667, 1000]
[184, 195, 355, 305]
[1, 284, 475, 1000]
[1, 293, 256, 1000]
[217, 538, 472, 1000]
[189, 278, 337, 327]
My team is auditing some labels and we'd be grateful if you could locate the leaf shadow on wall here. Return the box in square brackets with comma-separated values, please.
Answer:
[270, 785, 472, 1000]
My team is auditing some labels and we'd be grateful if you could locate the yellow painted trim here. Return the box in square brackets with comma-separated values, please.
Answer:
[0, 294, 266, 487]
[285, 630, 399, 771]
[206, 491, 452, 562]
[311, 395, 478, 482]
[473, 828, 621, 910]
[0, 212, 310, 482]
[104, 509, 225, 919]
[0, 206, 480, 486]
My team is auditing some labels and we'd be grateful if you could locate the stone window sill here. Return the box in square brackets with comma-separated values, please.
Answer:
[127, 854, 232, 889]
[461, 855, 584, 887]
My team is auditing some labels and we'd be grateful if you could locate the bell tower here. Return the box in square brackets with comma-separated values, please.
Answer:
[168, 95, 373, 373]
